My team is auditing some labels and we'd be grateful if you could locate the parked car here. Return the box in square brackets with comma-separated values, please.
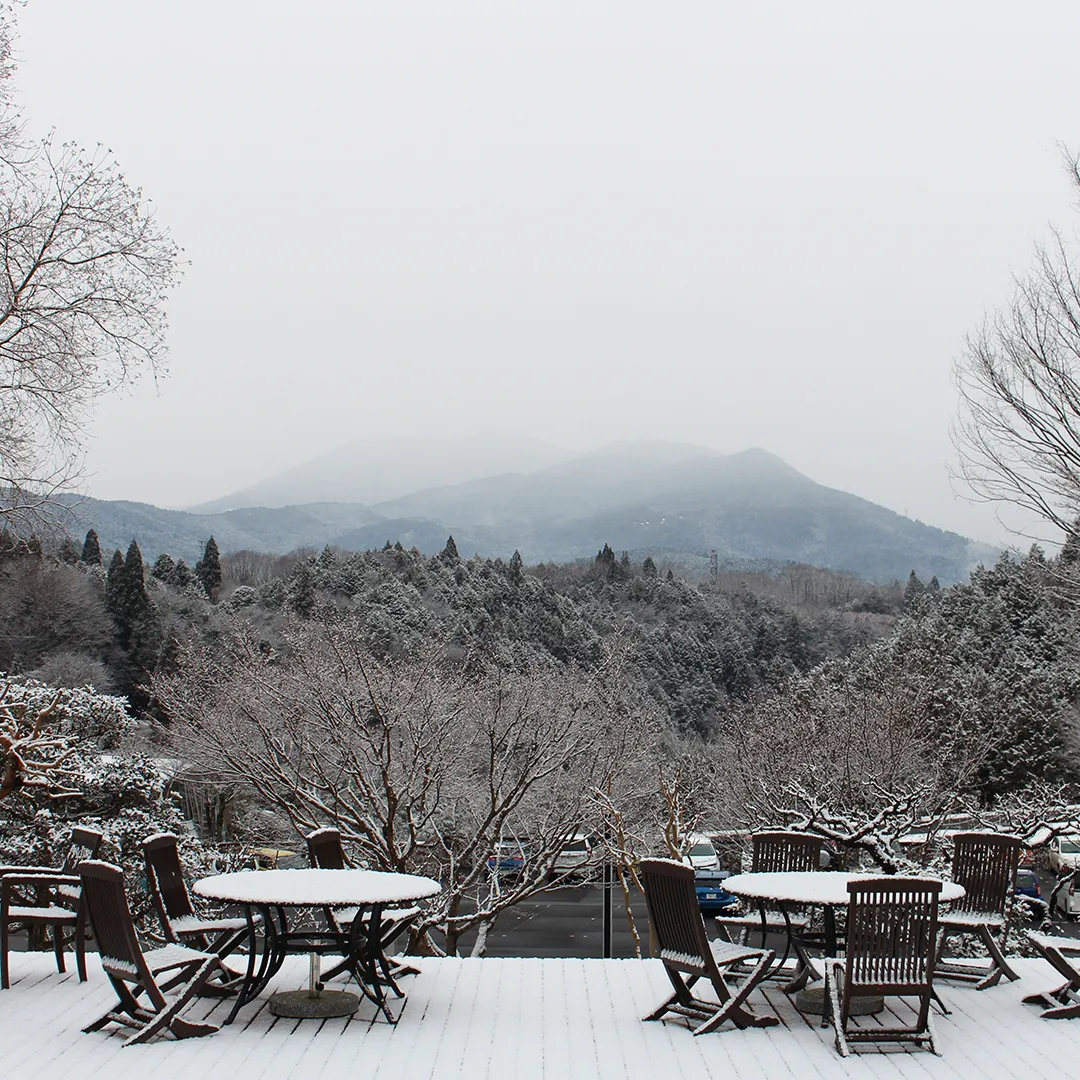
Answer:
[552, 834, 593, 874]
[1048, 835, 1080, 874]
[487, 839, 529, 875]
[694, 868, 738, 913]
[1014, 867, 1041, 902]
[684, 834, 720, 871]
[1052, 871, 1080, 919]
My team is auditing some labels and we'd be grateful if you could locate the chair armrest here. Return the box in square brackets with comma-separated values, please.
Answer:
[0, 865, 62, 877]
[2, 873, 81, 901]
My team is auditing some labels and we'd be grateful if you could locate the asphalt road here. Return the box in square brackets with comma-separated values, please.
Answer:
[459, 884, 652, 959]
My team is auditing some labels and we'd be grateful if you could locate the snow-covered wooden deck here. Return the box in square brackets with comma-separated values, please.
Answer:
[0, 952, 1072, 1080]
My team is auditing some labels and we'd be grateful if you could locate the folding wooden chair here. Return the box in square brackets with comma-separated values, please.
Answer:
[824, 877, 941, 1057]
[142, 833, 252, 973]
[80, 860, 225, 1045]
[305, 827, 420, 985]
[0, 826, 104, 988]
[935, 832, 1023, 990]
[716, 831, 820, 943]
[1022, 930, 1080, 1019]
[639, 858, 777, 1035]
[715, 830, 823, 990]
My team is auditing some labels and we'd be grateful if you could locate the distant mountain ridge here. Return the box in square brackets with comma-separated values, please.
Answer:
[67, 440, 1000, 584]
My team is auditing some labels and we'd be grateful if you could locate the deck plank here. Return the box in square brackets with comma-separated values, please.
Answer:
[0, 953, 1072, 1080]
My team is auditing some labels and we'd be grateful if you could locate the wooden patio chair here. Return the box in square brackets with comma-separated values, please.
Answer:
[716, 831, 821, 941]
[638, 858, 778, 1035]
[0, 825, 104, 989]
[80, 860, 225, 1045]
[305, 827, 420, 982]
[142, 833, 252, 977]
[934, 832, 1023, 990]
[824, 877, 942, 1057]
[1022, 930, 1080, 1019]
[715, 830, 822, 986]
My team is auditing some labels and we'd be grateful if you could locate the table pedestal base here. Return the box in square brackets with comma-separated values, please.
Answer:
[269, 989, 360, 1019]
[794, 987, 883, 1016]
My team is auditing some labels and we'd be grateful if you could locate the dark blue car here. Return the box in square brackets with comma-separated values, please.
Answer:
[695, 868, 738, 913]
[1014, 867, 1041, 901]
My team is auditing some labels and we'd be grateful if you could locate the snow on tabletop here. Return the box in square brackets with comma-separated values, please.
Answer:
[724, 871, 965, 905]
[193, 867, 441, 906]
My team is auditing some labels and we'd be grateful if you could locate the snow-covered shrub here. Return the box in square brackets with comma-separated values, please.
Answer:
[224, 585, 259, 611]
[0, 678, 238, 932]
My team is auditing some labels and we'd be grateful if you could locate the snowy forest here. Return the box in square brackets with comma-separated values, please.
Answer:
[3, 527, 1079, 953]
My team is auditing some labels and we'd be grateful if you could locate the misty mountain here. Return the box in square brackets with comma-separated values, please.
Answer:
[59, 498, 382, 562]
[190, 433, 570, 513]
[69, 441, 1000, 584]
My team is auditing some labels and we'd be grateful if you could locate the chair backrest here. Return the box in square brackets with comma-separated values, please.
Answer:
[751, 831, 822, 873]
[79, 860, 150, 979]
[638, 858, 712, 975]
[949, 832, 1023, 916]
[845, 877, 941, 989]
[307, 828, 348, 869]
[63, 827, 105, 873]
[142, 833, 195, 925]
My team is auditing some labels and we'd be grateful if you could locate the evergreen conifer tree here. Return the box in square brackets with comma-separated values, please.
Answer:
[287, 559, 316, 619]
[80, 529, 102, 566]
[195, 536, 222, 601]
[106, 548, 125, 604]
[902, 570, 926, 609]
[440, 535, 460, 564]
[58, 537, 80, 565]
[151, 553, 176, 581]
[643, 555, 658, 579]
[508, 549, 524, 586]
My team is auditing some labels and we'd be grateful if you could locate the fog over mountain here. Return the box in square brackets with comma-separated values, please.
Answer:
[69, 439, 1000, 584]
[190, 434, 570, 514]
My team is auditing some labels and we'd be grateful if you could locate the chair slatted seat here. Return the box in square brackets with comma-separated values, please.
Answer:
[639, 858, 777, 1035]
[935, 832, 1023, 990]
[80, 860, 225, 1045]
[142, 833, 252, 978]
[824, 877, 942, 1057]
[0, 826, 104, 989]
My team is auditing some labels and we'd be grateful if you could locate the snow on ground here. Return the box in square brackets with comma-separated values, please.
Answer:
[0, 952, 1073, 1080]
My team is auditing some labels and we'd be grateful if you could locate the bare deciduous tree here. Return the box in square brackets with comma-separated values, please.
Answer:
[0, 5, 180, 528]
[155, 617, 658, 956]
[953, 151, 1080, 540]
[0, 680, 77, 800]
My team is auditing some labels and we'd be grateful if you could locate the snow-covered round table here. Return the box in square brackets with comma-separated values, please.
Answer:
[195, 868, 440, 1023]
[724, 871, 965, 912]
[722, 871, 965, 1013]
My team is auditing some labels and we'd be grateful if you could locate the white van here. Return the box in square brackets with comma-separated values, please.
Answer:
[684, 834, 719, 871]
[1052, 871, 1080, 918]
[552, 834, 593, 874]
[1047, 835, 1080, 875]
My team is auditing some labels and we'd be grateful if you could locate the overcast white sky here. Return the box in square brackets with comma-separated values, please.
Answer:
[14, 0, 1080, 544]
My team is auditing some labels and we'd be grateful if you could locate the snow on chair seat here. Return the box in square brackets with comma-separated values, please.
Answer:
[80, 860, 226, 1045]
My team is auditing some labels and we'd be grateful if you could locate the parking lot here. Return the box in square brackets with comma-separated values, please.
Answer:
[462, 869, 1080, 958]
